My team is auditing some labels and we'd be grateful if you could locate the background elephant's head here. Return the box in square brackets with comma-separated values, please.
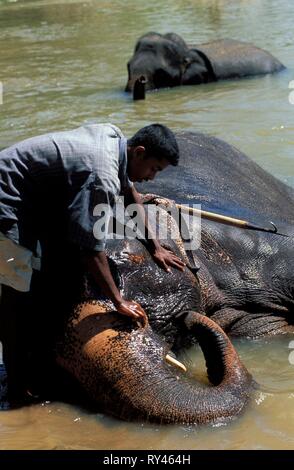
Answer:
[125, 32, 212, 98]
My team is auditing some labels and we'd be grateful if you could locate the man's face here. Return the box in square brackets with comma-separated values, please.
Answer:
[128, 146, 170, 183]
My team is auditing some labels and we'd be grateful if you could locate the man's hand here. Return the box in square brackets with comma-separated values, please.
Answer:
[82, 251, 147, 326]
[115, 299, 148, 325]
[153, 246, 185, 273]
[123, 186, 185, 274]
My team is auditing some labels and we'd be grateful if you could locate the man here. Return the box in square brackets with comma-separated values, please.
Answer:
[0, 122, 184, 402]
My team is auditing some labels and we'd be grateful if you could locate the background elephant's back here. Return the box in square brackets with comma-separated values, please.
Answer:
[191, 39, 285, 79]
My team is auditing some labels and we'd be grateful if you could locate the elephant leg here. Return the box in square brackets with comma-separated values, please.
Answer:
[209, 308, 294, 338]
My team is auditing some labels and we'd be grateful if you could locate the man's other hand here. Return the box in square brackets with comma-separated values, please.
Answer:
[153, 247, 185, 273]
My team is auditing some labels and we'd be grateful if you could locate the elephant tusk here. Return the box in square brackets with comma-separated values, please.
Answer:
[165, 354, 187, 372]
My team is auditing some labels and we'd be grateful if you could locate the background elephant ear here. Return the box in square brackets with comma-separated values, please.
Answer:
[181, 50, 216, 85]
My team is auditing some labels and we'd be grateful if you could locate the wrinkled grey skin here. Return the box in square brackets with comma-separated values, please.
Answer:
[125, 32, 285, 97]
[139, 132, 294, 338]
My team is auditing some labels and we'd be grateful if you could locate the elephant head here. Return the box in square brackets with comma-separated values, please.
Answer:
[57, 288, 253, 425]
[125, 32, 213, 99]
[56, 206, 253, 424]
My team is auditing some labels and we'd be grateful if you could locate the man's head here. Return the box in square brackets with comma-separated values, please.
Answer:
[127, 124, 179, 183]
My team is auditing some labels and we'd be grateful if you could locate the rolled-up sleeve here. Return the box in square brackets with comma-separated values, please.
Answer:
[68, 173, 115, 251]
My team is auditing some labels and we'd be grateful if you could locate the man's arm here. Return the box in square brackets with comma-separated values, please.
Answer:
[124, 185, 185, 272]
[82, 250, 147, 322]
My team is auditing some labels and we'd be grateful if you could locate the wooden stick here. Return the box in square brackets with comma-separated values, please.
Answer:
[141, 194, 287, 236]
[176, 204, 251, 227]
[175, 203, 281, 234]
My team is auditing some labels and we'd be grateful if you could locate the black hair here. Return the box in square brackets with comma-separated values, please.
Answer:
[127, 124, 179, 166]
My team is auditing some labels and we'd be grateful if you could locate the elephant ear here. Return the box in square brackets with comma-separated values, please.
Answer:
[181, 49, 216, 85]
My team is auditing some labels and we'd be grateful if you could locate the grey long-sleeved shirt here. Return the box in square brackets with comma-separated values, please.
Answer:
[0, 123, 132, 253]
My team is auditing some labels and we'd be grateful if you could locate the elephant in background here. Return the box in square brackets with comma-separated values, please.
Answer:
[125, 32, 285, 99]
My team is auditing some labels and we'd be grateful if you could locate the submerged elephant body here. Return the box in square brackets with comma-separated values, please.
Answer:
[126, 32, 285, 98]
[56, 132, 293, 424]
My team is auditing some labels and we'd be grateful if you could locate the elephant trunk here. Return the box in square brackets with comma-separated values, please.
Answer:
[57, 307, 253, 425]
[133, 76, 147, 100]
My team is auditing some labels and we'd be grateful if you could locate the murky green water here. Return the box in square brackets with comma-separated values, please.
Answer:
[0, 0, 293, 450]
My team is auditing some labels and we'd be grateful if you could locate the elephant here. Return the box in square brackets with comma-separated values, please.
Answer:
[55, 132, 293, 424]
[56, 214, 253, 425]
[0, 195, 254, 424]
[1, 132, 293, 425]
[125, 32, 285, 99]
